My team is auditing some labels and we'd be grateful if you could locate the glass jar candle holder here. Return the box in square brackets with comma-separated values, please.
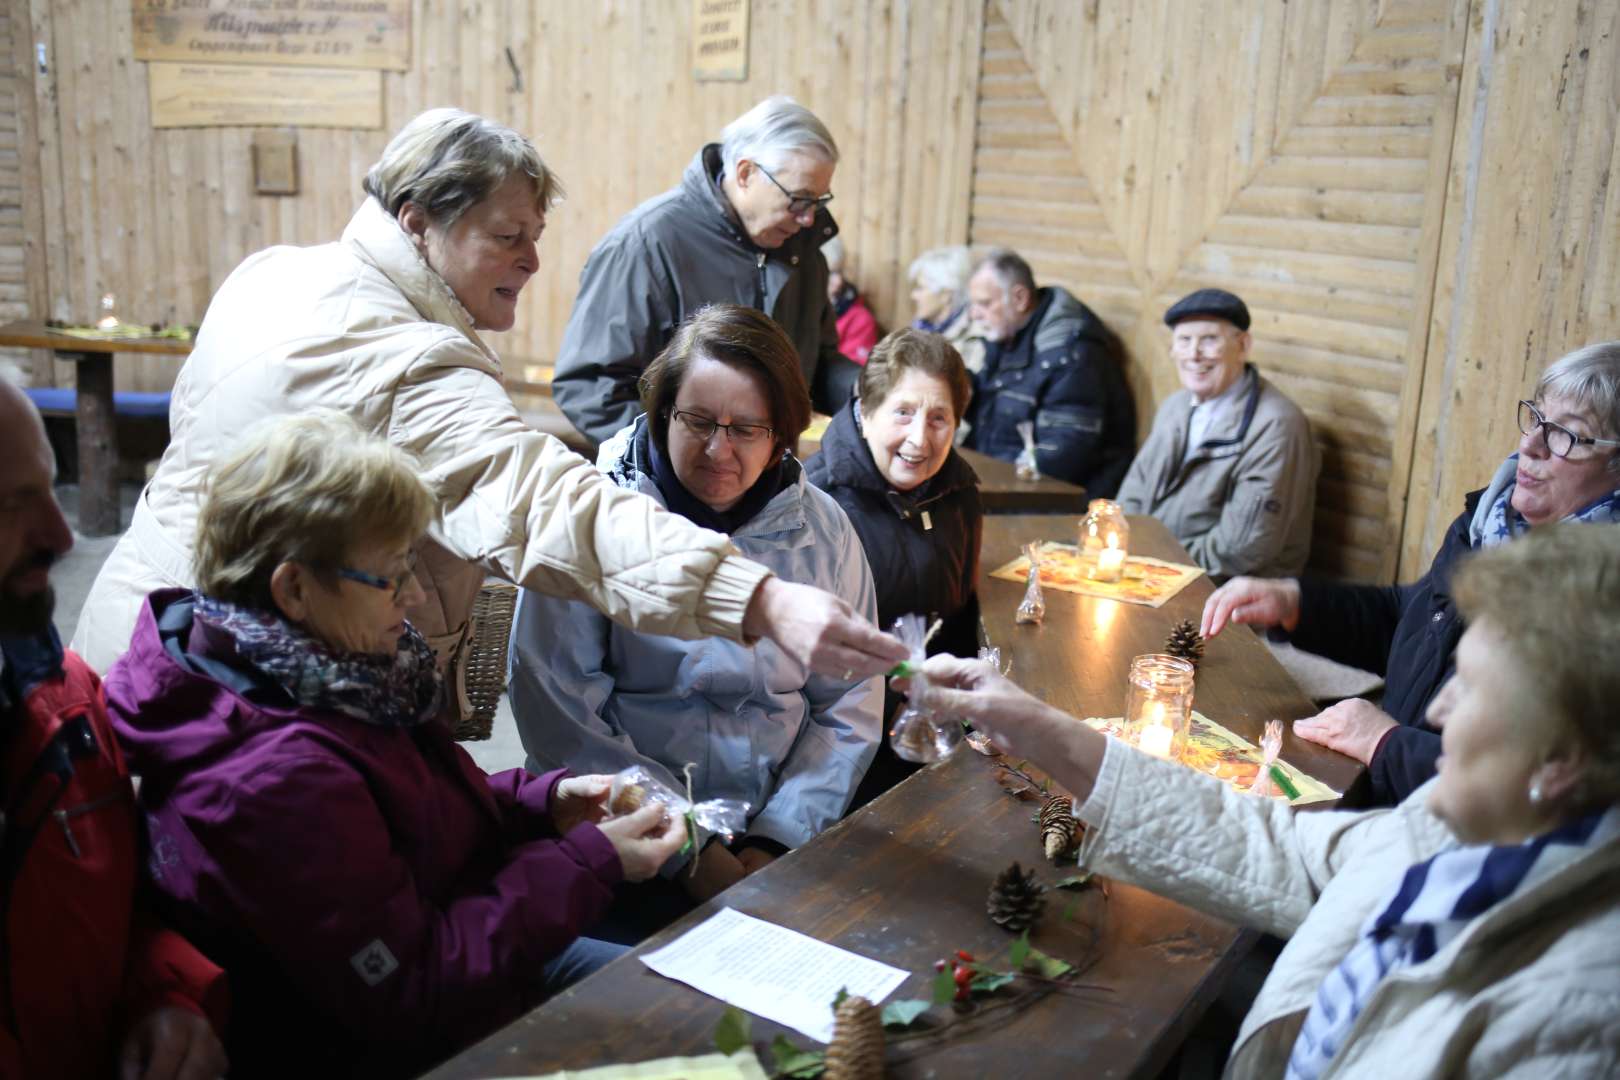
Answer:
[1080, 498, 1130, 582]
[1125, 653, 1195, 760]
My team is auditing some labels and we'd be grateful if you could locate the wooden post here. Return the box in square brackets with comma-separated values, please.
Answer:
[68, 349, 119, 536]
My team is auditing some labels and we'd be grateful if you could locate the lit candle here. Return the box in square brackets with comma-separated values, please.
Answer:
[1095, 536, 1126, 582]
[1139, 722, 1174, 758]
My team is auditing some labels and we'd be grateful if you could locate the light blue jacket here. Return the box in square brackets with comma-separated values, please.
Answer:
[507, 418, 883, 872]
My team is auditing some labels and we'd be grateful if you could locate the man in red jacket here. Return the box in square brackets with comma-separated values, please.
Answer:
[0, 378, 227, 1079]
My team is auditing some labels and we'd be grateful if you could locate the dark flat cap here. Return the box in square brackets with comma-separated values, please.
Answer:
[1164, 288, 1250, 331]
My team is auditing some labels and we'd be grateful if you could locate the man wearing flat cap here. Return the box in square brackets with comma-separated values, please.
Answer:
[1116, 288, 1319, 580]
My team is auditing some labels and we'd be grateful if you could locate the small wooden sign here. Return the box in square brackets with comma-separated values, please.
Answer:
[252, 129, 298, 194]
[132, 0, 411, 72]
[149, 62, 382, 129]
[693, 0, 749, 81]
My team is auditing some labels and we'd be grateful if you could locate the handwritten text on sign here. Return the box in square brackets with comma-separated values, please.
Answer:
[692, 0, 749, 81]
[132, 0, 410, 72]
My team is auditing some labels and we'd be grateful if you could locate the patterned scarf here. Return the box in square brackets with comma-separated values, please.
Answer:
[1468, 453, 1620, 548]
[193, 595, 442, 728]
[1286, 807, 1620, 1079]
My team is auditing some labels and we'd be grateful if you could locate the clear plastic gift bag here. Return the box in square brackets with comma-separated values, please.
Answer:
[887, 614, 964, 763]
[1014, 420, 1040, 480]
[607, 765, 749, 844]
[965, 646, 1012, 755]
[1247, 720, 1284, 798]
[1015, 542, 1046, 624]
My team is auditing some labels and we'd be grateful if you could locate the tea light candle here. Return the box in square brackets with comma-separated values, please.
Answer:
[1095, 539, 1126, 582]
[1138, 721, 1174, 758]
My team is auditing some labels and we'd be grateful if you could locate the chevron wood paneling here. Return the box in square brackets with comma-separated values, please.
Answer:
[972, 0, 1468, 581]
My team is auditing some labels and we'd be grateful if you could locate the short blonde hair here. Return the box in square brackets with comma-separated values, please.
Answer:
[1453, 523, 1620, 802]
[194, 412, 438, 610]
[363, 108, 562, 227]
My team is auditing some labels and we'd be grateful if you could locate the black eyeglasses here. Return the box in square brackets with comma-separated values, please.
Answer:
[753, 162, 834, 217]
[1517, 399, 1620, 459]
[669, 409, 774, 446]
[336, 549, 419, 603]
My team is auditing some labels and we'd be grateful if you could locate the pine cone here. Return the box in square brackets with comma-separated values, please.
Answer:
[825, 994, 884, 1080]
[1164, 619, 1205, 668]
[1039, 795, 1081, 860]
[987, 861, 1046, 933]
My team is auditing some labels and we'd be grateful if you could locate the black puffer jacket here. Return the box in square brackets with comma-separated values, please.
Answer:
[1290, 490, 1481, 806]
[963, 286, 1135, 495]
[806, 399, 983, 805]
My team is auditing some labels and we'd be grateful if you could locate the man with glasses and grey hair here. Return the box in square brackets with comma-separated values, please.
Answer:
[553, 95, 861, 446]
[1202, 340, 1620, 807]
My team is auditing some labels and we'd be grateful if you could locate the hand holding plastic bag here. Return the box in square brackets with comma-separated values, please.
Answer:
[888, 614, 964, 763]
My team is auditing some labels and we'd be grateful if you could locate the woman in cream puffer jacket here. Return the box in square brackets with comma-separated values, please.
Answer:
[914, 524, 1620, 1078]
[72, 109, 905, 697]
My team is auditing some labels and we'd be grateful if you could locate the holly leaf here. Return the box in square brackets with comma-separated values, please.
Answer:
[1054, 873, 1094, 890]
[931, 968, 957, 1006]
[1008, 930, 1031, 969]
[1025, 945, 1074, 978]
[770, 1035, 826, 1078]
[831, 987, 849, 1009]
[714, 1006, 752, 1055]
[880, 998, 931, 1029]
[970, 971, 1015, 993]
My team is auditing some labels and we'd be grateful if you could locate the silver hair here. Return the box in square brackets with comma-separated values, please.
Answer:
[1534, 341, 1620, 474]
[719, 95, 839, 177]
[363, 108, 561, 228]
[971, 247, 1037, 306]
[821, 235, 845, 273]
[908, 246, 973, 307]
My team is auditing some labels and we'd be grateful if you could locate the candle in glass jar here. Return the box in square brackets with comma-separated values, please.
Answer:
[1095, 538, 1126, 582]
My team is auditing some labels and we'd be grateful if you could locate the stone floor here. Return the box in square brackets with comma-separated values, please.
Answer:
[49, 480, 528, 776]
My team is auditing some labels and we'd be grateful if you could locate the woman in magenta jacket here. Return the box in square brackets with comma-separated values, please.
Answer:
[104, 412, 685, 1078]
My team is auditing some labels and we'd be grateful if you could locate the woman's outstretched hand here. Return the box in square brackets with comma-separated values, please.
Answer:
[743, 577, 909, 679]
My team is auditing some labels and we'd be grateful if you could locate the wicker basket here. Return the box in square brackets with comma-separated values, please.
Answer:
[451, 580, 518, 741]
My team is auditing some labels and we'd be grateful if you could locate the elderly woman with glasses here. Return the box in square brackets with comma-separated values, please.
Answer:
[103, 412, 688, 1079]
[73, 106, 904, 715]
[509, 305, 883, 941]
[1204, 341, 1620, 805]
[915, 523, 1620, 1076]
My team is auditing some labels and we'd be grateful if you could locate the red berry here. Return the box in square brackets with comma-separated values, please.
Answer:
[933, 959, 947, 972]
[955, 950, 975, 962]
[954, 966, 973, 986]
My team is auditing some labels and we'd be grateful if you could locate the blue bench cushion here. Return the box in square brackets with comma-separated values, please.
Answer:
[25, 387, 171, 419]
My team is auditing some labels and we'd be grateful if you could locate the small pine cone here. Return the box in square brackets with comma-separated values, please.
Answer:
[824, 995, 884, 1080]
[987, 861, 1046, 933]
[1039, 795, 1081, 860]
[1164, 619, 1205, 668]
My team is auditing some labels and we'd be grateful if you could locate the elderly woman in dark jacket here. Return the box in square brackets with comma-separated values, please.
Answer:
[806, 329, 982, 804]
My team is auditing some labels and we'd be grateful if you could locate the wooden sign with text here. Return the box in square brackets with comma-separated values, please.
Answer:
[133, 0, 410, 72]
[149, 62, 382, 128]
[692, 0, 749, 81]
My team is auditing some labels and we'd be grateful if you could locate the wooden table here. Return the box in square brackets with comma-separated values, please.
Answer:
[426, 516, 1359, 1079]
[800, 439, 1090, 514]
[0, 320, 191, 535]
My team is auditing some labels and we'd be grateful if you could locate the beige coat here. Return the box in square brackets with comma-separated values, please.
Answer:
[1076, 742, 1620, 1078]
[71, 198, 771, 676]
[1116, 366, 1318, 580]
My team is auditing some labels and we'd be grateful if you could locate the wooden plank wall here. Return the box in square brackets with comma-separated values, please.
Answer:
[8, 0, 983, 393]
[1401, 0, 1620, 575]
[973, 0, 1470, 582]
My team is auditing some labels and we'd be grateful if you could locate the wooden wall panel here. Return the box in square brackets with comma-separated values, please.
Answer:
[972, 0, 1469, 581]
[8, 0, 982, 391]
[1401, 0, 1620, 578]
